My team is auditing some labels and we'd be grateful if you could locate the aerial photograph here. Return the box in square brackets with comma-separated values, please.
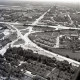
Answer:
[0, 0, 80, 80]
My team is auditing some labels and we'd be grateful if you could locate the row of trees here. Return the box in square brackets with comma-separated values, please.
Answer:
[0, 47, 77, 80]
[5, 47, 77, 74]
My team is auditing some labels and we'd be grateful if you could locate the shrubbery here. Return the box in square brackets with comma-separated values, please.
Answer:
[5, 47, 77, 74]
[0, 47, 77, 80]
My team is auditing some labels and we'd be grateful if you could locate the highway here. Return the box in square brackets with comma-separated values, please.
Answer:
[0, 8, 80, 67]
[0, 8, 51, 54]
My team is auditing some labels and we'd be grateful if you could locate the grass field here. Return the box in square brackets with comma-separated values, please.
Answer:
[13, 38, 25, 45]
[33, 26, 55, 32]
[21, 29, 29, 35]
[15, 25, 28, 30]
[8, 32, 17, 41]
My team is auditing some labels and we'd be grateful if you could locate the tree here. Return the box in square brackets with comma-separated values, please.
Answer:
[46, 77, 50, 80]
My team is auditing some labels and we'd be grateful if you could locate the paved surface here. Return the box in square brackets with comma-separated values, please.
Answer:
[0, 8, 80, 67]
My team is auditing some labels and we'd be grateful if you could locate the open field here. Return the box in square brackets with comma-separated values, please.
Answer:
[21, 29, 29, 35]
[0, 2, 80, 80]
[33, 26, 55, 31]
[14, 25, 27, 30]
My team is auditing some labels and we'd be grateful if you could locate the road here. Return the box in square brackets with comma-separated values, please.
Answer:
[0, 8, 80, 67]
[0, 8, 51, 54]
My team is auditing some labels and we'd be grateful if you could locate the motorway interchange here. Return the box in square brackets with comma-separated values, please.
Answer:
[0, 8, 80, 67]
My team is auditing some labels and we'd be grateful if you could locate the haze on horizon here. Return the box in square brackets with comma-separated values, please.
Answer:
[0, 0, 80, 4]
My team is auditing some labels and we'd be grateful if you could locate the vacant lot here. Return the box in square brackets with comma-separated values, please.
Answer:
[13, 38, 25, 45]
[14, 25, 27, 30]
[8, 32, 17, 41]
[20, 29, 29, 35]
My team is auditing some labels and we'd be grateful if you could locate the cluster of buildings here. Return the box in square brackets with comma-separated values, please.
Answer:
[39, 6, 80, 28]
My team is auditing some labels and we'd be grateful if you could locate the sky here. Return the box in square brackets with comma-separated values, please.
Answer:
[0, 0, 80, 4]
